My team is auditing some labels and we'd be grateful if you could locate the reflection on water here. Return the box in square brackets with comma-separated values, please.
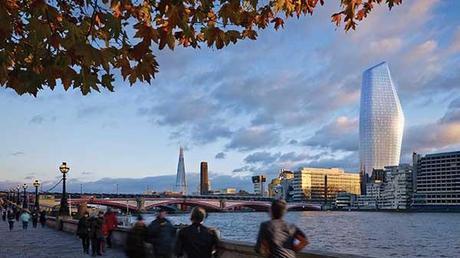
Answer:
[127, 211, 460, 257]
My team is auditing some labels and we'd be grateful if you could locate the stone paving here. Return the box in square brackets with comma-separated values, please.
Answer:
[0, 219, 125, 258]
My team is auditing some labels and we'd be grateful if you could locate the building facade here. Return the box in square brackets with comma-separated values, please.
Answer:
[359, 62, 404, 176]
[353, 164, 413, 210]
[252, 175, 266, 196]
[412, 151, 460, 210]
[268, 170, 294, 201]
[175, 147, 187, 194]
[292, 168, 360, 202]
[200, 161, 209, 195]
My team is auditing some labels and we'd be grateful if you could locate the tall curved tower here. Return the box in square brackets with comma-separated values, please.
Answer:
[175, 146, 187, 194]
[359, 62, 404, 176]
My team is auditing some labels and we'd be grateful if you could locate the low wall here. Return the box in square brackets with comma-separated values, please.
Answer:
[48, 217, 366, 258]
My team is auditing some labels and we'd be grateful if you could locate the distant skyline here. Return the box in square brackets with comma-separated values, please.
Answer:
[1, 0, 460, 186]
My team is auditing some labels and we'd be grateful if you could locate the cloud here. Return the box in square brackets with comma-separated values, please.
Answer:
[29, 114, 56, 124]
[226, 126, 281, 151]
[402, 98, 460, 158]
[10, 151, 25, 156]
[77, 105, 107, 118]
[244, 151, 280, 165]
[303, 116, 358, 152]
[29, 115, 45, 124]
[215, 152, 226, 159]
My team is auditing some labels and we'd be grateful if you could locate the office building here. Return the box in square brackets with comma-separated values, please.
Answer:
[359, 62, 404, 176]
[200, 161, 209, 195]
[292, 168, 360, 202]
[354, 164, 413, 210]
[412, 151, 460, 210]
[175, 146, 187, 194]
[252, 175, 266, 196]
[268, 169, 295, 201]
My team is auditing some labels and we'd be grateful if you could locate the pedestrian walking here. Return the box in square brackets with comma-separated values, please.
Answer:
[39, 210, 46, 227]
[31, 210, 39, 228]
[20, 210, 31, 230]
[7, 210, 15, 231]
[255, 200, 309, 258]
[175, 207, 219, 258]
[15, 209, 20, 221]
[2, 208, 6, 221]
[89, 211, 104, 256]
[125, 214, 148, 258]
[103, 208, 118, 248]
[77, 212, 91, 254]
[147, 208, 176, 258]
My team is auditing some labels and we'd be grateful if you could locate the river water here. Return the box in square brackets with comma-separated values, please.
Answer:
[130, 211, 460, 258]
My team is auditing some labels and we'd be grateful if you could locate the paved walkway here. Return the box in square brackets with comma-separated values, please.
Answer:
[0, 219, 125, 258]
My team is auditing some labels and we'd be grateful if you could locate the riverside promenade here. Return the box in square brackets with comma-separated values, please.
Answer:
[0, 220, 125, 258]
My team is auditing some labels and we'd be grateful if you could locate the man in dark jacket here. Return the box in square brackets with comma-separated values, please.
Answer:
[77, 212, 91, 254]
[147, 208, 176, 258]
[89, 212, 104, 256]
[175, 207, 219, 258]
[39, 210, 46, 227]
[125, 214, 148, 258]
[31, 210, 39, 228]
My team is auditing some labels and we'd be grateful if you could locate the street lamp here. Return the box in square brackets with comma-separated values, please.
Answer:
[16, 185, 20, 205]
[33, 179, 41, 210]
[59, 162, 70, 216]
[22, 183, 28, 209]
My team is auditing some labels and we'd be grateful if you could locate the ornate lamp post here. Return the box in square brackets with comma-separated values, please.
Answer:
[16, 185, 20, 205]
[59, 162, 70, 216]
[22, 183, 28, 209]
[33, 179, 41, 210]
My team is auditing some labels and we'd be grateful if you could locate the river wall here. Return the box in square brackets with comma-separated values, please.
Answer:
[45, 216, 366, 258]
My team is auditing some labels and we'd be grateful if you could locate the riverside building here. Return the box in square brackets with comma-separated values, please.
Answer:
[412, 151, 460, 210]
[353, 165, 413, 210]
[292, 167, 360, 202]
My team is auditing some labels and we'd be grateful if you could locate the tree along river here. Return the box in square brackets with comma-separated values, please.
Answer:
[127, 211, 460, 258]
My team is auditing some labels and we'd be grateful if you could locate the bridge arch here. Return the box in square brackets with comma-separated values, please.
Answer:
[287, 204, 321, 211]
[144, 199, 221, 212]
[224, 202, 270, 212]
[70, 199, 138, 212]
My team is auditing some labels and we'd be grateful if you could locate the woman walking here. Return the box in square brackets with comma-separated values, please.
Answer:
[20, 210, 31, 230]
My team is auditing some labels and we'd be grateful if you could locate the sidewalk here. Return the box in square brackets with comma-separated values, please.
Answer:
[0, 219, 125, 258]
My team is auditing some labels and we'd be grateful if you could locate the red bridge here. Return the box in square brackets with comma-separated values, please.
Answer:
[42, 197, 321, 212]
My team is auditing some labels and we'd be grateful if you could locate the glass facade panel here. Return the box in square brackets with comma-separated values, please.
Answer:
[359, 62, 404, 175]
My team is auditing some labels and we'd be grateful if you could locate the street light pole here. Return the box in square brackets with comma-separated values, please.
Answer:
[22, 183, 28, 209]
[16, 185, 20, 205]
[33, 179, 40, 211]
[59, 162, 70, 216]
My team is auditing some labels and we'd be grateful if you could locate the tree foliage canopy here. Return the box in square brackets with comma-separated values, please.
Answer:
[0, 0, 402, 96]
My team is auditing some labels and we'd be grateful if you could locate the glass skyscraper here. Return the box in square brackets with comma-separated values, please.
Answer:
[176, 146, 187, 194]
[359, 62, 404, 176]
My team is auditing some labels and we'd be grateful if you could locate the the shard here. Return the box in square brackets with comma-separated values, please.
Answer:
[175, 146, 187, 194]
[359, 62, 404, 176]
